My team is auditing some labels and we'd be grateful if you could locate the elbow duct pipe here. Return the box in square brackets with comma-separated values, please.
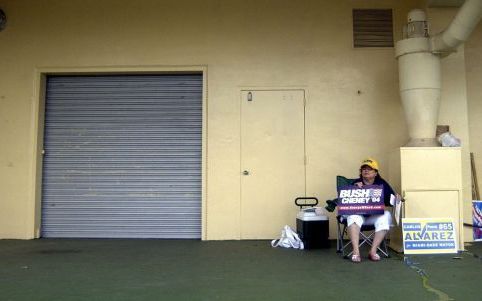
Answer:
[395, 0, 482, 147]
[431, 0, 482, 53]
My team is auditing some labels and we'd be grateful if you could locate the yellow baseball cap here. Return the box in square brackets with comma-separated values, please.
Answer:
[360, 158, 379, 170]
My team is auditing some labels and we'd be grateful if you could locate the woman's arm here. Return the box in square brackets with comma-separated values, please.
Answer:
[380, 178, 397, 206]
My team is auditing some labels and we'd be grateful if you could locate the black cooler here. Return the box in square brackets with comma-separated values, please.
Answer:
[295, 197, 330, 249]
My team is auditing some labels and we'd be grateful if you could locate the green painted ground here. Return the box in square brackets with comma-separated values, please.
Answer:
[1, 239, 481, 301]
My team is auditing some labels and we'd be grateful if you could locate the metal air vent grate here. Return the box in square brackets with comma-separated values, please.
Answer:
[353, 9, 394, 48]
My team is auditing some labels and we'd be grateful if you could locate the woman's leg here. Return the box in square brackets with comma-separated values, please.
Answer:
[346, 215, 364, 258]
[366, 211, 392, 257]
[348, 224, 361, 256]
[369, 230, 387, 256]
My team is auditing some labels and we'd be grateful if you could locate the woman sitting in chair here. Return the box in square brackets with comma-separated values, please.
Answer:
[348, 158, 399, 263]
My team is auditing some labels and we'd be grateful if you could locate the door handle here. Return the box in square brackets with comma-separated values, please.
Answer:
[242, 170, 250, 175]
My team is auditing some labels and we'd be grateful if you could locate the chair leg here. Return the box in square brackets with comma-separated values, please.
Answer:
[336, 221, 342, 253]
[378, 239, 390, 257]
[359, 232, 375, 249]
[346, 232, 371, 258]
[338, 227, 391, 259]
[339, 224, 349, 258]
[343, 240, 354, 258]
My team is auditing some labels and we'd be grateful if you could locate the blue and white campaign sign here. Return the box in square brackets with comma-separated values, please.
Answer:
[473, 201, 482, 241]
[337, 185, 385, 215]
[402, 218, 458, 254]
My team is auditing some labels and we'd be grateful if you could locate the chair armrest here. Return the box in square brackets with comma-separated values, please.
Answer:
[325, 198, 338, 212]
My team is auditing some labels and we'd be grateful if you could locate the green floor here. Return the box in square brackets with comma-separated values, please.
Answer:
[1, 239, 481, 301]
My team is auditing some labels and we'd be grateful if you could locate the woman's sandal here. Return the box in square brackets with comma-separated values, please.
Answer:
[368, 253, 381, 262]
[351, 254, 361, 263]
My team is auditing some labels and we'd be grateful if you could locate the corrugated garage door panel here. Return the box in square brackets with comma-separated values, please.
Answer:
[41, 74, 202, 238]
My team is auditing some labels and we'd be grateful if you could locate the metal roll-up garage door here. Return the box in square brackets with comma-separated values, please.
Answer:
[41, 74, 202, 238]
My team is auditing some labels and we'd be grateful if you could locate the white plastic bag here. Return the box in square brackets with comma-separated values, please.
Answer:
[271, 225, 304, 249]
[438, 132, 461, 147]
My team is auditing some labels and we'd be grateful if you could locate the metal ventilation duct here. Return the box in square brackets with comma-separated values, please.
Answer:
[395, 0, 482, 146]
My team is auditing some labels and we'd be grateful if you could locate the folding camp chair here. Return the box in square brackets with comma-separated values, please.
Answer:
[330, 176, 390, 259]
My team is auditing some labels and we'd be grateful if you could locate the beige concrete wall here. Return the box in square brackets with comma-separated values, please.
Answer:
[467, 22, 482, 192]
[7, 0, 479, 241]
[427, 7, 480, 242]
[466, 14, 482, 241]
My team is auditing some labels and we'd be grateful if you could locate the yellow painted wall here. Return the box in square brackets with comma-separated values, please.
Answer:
[427, 7, 479, 242]
[3, 0, 480, 241]
[467, 19, 482, 200]
[466, 16, 482, 242]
